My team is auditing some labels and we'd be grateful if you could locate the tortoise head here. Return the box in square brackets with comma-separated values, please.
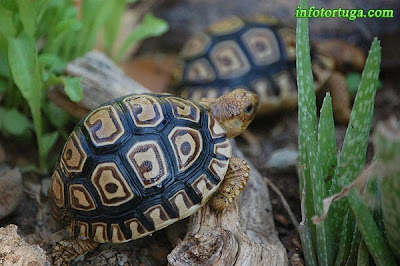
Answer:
[209, 89, 259, 138]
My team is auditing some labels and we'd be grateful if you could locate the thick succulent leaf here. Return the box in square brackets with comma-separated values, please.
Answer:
[373, 117, 400, 259]
[296, 0, 333, 263]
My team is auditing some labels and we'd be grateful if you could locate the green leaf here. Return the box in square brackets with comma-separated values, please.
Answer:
[0, 107, 4, 121]
[0, 5, 16, 37]
[348, 189, 396, 265]
[345, 227, 362, 266]
[8, 32, 42, 103]
[296, 0, 333, 263]
[334, 211, 355, 266]
[329, 38, 382, 237]
[357, 240, 369, 266]
[17, 0, 38, 36]
[76, 0, 112, 57]
[36, 0, 59, 27]
[103, 0, 125, 55]
[60, 5, 78, 20]
[299, 223, 318, 266]
[41, 131, 59, 162]
[318, 93, 337, 193]
[0, 79, 7, 93]
[61, 77, 83, 102]
[115, 14, 169, 61]
[1, 108, 31, 136]
[374, 117, 400, 259]
[0, 40, 11, 79]
[8, 31, 43, 168]
[39, 53, 67, 73]
[45, 102, 69, 129]
[39, 54, 66, 83]
[45, 19, 82, 55]
[36, 0, 71, 37]
[1, 0, 18, 12]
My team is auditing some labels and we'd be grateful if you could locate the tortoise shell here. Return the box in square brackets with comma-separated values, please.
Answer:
[174, 16, 332, 114]
[49, 93, 232, 243]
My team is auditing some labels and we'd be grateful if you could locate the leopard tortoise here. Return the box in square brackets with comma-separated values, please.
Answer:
[49, 89, 259, 265]
[173, 15, 365, 123]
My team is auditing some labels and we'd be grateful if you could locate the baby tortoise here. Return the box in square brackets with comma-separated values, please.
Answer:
[49, 89, 259, 265]
[173, 15, 365, 123]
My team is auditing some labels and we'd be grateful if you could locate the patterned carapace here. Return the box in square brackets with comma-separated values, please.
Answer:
[174, 16, 331, 115]
[49, 93, 232, 243]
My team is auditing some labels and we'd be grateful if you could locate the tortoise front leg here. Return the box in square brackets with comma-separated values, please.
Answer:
[210, 157, 250, 212]
[52, 238, 99, 266]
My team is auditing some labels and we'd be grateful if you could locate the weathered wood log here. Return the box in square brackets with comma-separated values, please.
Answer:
[47, 50, 151, 118]
[48, 50, 288, 265]
[168, 141, 288, 266]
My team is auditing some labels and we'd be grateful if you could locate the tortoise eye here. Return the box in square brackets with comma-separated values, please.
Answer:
[245, 104, 254, 113]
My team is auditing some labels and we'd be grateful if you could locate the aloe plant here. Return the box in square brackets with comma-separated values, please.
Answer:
[297, 0, 397, 264]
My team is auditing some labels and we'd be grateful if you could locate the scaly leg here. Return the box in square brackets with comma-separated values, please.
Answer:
[52, 238, 99, 266]
[211, 157, 250, 212]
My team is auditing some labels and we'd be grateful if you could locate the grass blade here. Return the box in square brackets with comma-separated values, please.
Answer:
[103, 0, 125, 56]
[77, 0, 115, 57]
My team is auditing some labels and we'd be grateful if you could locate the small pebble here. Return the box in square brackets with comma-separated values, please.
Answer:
[0, 168, 23, 220]
[266, 148, 298, 173]
[117, 253, 128, 265]
[102, 249, 115, 259]
[41, 177, 51, 197]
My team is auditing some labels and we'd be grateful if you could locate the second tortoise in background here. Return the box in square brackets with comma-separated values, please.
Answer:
[172, 16, 366, 123]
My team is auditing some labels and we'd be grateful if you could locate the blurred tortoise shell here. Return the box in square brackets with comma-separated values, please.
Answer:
[49, 93, 232, 243]
[173, 15, 335, 114]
